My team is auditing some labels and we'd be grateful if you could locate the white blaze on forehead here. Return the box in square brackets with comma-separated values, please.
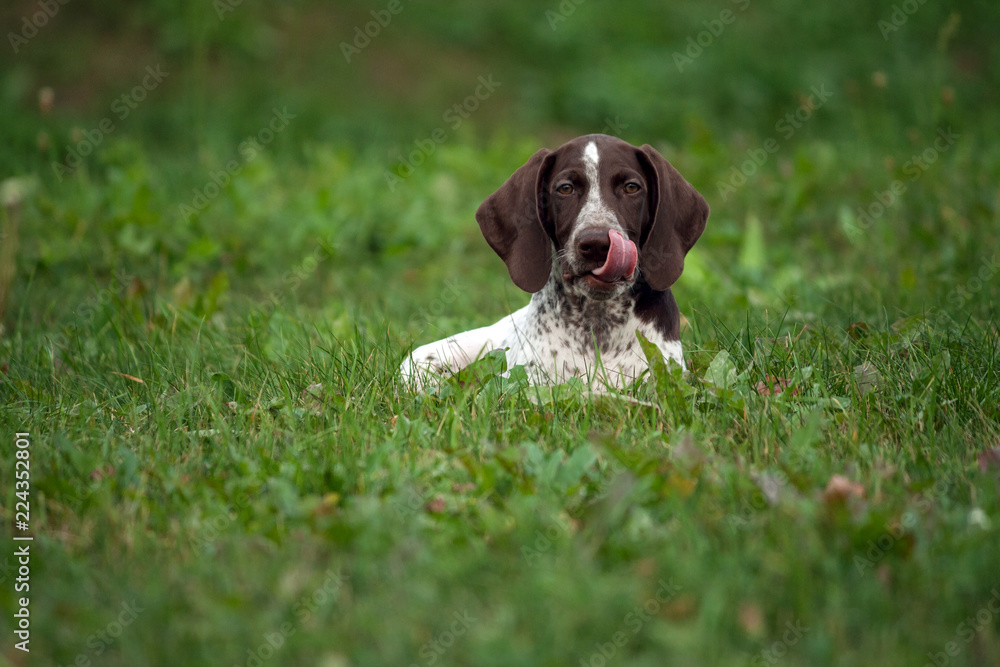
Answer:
[582, 141, 601, 205]
[576, 140, 617, 230]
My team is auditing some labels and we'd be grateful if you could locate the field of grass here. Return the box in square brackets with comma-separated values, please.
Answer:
[2, 1, 1000, 666]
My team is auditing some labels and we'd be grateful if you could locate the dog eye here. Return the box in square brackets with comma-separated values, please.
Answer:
[623, 182, 641, 194]
[555, 183, 574, 195]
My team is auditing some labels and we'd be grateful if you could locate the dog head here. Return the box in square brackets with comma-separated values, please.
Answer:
[475, 134, 709, 300]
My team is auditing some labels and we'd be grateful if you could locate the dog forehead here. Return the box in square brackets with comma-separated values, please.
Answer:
[550, 135, 640, 177]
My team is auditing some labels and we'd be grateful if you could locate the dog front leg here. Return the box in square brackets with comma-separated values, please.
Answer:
[399, 322, 505, 390]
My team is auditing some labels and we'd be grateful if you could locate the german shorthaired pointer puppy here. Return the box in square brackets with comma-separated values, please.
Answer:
[400, 134, 709, 390]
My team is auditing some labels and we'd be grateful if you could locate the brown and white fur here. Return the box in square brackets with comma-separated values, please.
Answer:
[400, 134, 709, 390]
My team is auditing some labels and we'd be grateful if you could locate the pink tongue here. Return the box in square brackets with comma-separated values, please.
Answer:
[591, 229, 638, 282]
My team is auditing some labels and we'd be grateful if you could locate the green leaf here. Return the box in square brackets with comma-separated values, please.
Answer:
[704, 350, 739, 391]
[553, 444, 598, 492]
[449, 348, 507, 392]
[789, 409, 826, 451]
[637, 330, 694, 423]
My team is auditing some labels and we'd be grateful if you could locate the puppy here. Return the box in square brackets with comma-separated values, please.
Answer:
[400, 134, 708, 390]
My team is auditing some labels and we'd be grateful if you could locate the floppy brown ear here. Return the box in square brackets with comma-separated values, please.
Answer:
[475, 149, 555, 293]
[635, 145, 709, 291]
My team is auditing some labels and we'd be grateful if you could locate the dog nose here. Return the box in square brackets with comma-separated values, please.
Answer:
[576, 229, 611, 263]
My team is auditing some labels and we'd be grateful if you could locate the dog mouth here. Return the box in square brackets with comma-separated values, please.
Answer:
[563, 229, 638, 290]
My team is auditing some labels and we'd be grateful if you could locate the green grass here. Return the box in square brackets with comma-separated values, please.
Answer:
[2, 1, 1000, 665]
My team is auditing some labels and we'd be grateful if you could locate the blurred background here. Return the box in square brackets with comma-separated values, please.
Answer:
[1, 0, 998, 338]
[3, 4, 1000, 666]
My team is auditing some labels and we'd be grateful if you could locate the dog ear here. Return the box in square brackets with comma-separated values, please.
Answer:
[475, 148, 556, 293]
[635, 145, 709, 291]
